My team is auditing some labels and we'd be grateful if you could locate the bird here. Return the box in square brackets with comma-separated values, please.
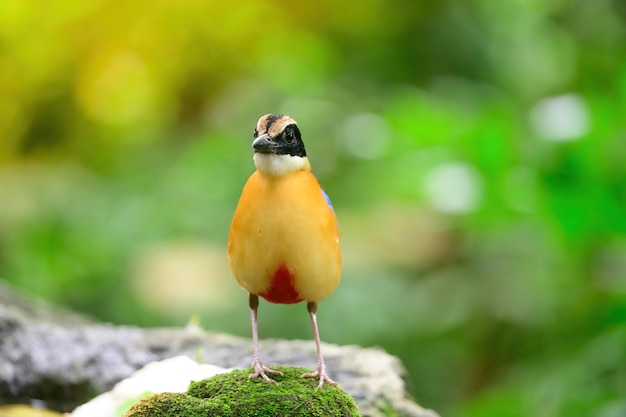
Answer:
[228, 113, 341, 388]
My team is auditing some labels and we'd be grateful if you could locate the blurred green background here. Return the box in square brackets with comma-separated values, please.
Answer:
[1, 0, 626, 416]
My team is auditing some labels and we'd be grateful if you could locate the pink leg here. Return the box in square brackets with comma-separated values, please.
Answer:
[301, 301, 338, 388]
[248, 294, 283, 383]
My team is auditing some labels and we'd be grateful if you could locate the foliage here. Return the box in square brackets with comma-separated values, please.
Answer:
[1, 1, 626, 417]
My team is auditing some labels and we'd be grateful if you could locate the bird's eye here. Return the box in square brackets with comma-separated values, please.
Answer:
[284, 129, 295, 144]
[253, 129, 258, 138]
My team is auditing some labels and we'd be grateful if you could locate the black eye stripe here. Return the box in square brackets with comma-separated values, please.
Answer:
[276, 124, 305, 156]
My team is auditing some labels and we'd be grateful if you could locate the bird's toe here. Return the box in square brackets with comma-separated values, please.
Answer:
[249, 360, 283, 383]
[301, 369, 338, 388]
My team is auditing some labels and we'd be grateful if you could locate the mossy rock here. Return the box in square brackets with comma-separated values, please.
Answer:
[123, 366, 361, 417]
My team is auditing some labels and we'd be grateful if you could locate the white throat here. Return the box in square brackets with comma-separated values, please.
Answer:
[253, 153, 309, 176]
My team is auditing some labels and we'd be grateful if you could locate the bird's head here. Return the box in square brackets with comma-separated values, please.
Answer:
[252, 114, 310, 176]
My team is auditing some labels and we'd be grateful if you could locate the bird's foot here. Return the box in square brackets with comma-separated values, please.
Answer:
[301, 365, 338, 389]
[249, 358, 283, 384]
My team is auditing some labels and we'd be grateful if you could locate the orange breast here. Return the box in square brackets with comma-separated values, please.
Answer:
[228, 169, 342, 303]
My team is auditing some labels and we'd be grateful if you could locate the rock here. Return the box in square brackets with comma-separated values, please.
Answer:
[71, 356, 228, 417]
[0, 281, 438, 417]
[124, 366, 361, 417]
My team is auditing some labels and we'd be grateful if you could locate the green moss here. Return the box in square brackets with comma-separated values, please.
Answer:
[123, 366, 361, 417]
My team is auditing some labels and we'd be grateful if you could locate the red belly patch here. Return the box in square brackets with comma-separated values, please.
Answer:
[260, 264, 303, 304]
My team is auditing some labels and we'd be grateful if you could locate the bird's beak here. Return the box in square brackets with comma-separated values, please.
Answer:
[252, 133, 274, 153]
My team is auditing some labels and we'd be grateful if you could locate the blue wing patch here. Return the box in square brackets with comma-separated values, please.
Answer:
[322, 189, 334, 210]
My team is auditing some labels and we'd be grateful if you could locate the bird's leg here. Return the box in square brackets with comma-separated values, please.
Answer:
[248, 293, 283, 383]
[301, 301, 338, 388]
